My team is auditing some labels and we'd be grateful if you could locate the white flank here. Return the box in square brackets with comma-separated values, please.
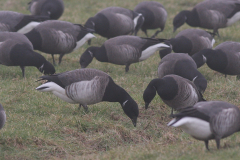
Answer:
[73, 33, 96, 51]
[17, 22, 40, 34]
[211, 39, 215, 47]
[227, 12, 240, 26]
[36, 82, 76, 104]
[168, 117, 212, 140]
[139, 43, 169, 61]
[133, 14, 142, 29]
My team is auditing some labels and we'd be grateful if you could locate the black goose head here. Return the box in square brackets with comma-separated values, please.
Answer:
[121, 98, 139, 127]
[173, 10, 189, 32]
[143, 79, 159, 109]
[79, 46, 97, 68]
[193, 75, 207, 94]
[84, 17, 95, 31]
[39, 61, 55, 75]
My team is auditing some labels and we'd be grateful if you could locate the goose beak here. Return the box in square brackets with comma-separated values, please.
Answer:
[145, 102, 149, 109]
[131, 117, 137, 127]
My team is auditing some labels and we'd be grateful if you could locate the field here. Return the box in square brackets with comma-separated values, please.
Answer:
[1, 0, 240, 159]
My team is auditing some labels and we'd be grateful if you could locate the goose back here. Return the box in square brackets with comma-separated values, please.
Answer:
[213, 41, 240, 75]
[0, 32, 33, 65]
[175, 29, 214, 55]
[195, 0, 240, 29]
[134, 1, 167, 30]
[103, 36, 145, 65]
[29, 20, 84, 54]
[191, 101, 240, 138]
[28, 0, 64, 20]
[161, 75, 201, 110]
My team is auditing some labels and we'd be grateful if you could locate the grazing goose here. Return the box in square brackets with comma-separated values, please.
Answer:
[0, 32, 55, 77]
[143, 75, 205, 115]
[0, 104, 6, 130]
[0, 11, 49, 34]
[173, 0, 240, 35]
[168, 101, 240, 150]
[28, 0, 64, 20]
[36, 68, 139, 127]
[159, 29, 215, 58]
[80, 35, 170, 72]
[134, 1, 167, 38]
[24, 20, 95, 65]
[193, 41, 240, 78]
[158, 53, 207, 94]
[84, 7, 144, 40]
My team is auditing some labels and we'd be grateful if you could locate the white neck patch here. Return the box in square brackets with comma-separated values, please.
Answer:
[122, 100, 128, 107]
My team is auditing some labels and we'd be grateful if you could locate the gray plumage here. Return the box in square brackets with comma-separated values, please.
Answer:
[84, 7, 144, 40]
[0, 32, 55, 77]
[193, 41, 240, 77]
[134, 1, 167, 37]
[143, 74, 205, 115]
[80, 35, 170, 72]
[168, 101, 240, 150]
[28, 0, 64, 20]
[158, 53, 207, 93]
[161, 75, 203, 111]
[0, 11, 49, 33]
[0, 104, 6, 130]
[24, 20, 95, 65]
[173, 0, 240, 35]
[159, 29, 215, 58]
[36, 68, 139, 127]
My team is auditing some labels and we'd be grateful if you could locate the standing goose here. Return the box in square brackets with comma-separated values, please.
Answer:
[173, 0, 240, 35]
[168, 101, 240, 150]
[134, 1, 167, 38]
[0, 32, 55, 77]
[80, 35, 170, 72]
[158, 53, 207, 94]
[159, 29, 215, 58]
[193, 41, 240, 78]
[0, 104, 6, 130]
[84, 7, 144, 40]
[143, 75, 205, 115]
[36, 68, 139, 127]
[0, 11, 49, 34]
[24, 20, 95, 65]
[28, 0, 64, 20]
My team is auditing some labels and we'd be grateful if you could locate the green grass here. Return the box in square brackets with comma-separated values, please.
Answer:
[1, 0, 240, 159]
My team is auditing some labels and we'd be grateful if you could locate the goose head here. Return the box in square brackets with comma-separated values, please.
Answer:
[38, 61, 55, 75]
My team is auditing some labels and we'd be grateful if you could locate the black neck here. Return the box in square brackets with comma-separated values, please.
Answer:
[24, 29, 42, 50]
[10, 44, 46, 68]
[186, 9, 201, 27]
[102, 78, 129, 104]
[137, 8, 154, 29]
[153, 77, 178, 101]
[93, 46, 108, 62]
[93, 13, 110, 37]
[170, 37, 192, 54]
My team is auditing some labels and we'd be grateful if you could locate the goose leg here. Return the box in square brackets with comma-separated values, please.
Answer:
[215, 137, 221, 149]
[237, 75, 240, 80]
[51, 54, 56, 66]
[142, 29, 148, 37]
[88, 39, 92, 45]
[225, 74, 227, 78]
[204, 140, 209, 150]
[83, 105, 88, 112]
[151, 30, 161, 38]
[20, 66, 25, 78]
[78, 104, 82, 110]
[213, 29, 220, 38]
[170, 107, 174, 117]
[125, 64, 130, 72]
[58, 53, 65, 65]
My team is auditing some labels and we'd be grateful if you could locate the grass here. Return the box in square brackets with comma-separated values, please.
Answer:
[1, 0, 240, 159]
